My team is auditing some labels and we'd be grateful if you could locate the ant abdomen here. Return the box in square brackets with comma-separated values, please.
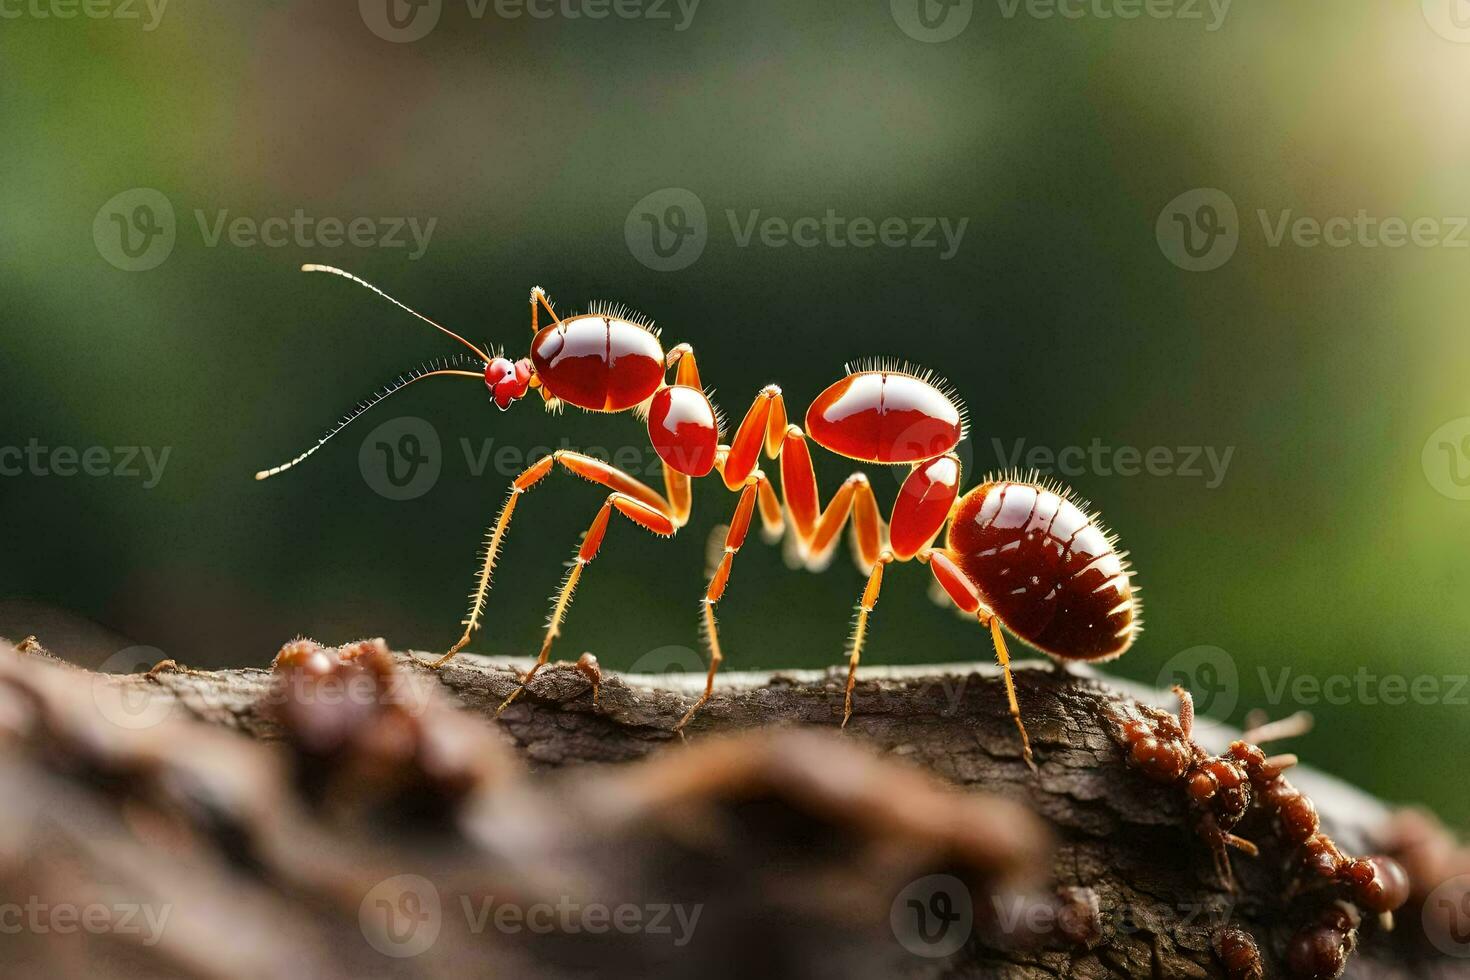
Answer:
[1122, 717, 1191, 782]
[947, 479, 1139, 663]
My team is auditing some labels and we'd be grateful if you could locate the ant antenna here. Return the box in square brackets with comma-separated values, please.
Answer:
[301, 264, 491, 364]
[254, 355, 482, 481]
[1241, 709, 1314, 745]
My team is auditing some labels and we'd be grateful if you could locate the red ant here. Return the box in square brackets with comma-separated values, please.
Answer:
[255, 266, 1142, 767]
[1118, 688, 1409, 979]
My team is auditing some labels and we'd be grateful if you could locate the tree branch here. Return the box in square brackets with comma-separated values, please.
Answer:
[1, 636, 1463, 980]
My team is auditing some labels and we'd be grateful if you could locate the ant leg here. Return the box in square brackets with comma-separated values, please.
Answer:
[776, 428, 881, 572]
[806, 473, 883, 573]
[663, 465, 694, 529]
[1171, 685, 1196, 740]
[675, 471, 775, 732]
[982, 612, 1037, 772]
[721, 385, 787, 491]
[1198, 814, 1237, 891]
[665, 343, 703, 388]
[1242, 710, 1314, 745]
[434, 455, 556, 667]
[754, 470, 784, 541]
[1226, 835, 1260, 858]
[842, 551, 894, 727]
[779, 426, 820, 554]
[497, 492, 675, 714]
[657, 343, 719, 531]
[527, 288, 567, 409]
[926, 553, 1037, 771]
[434, 451, 674, 667]
[528, 286, 564, 332]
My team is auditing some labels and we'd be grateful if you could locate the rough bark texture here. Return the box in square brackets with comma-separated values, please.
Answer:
[0, 635, 1464, 980]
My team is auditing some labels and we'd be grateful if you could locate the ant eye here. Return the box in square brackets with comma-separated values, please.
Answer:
[485, 357, 532, 409]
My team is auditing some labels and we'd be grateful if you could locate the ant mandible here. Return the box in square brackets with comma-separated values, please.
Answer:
[255, 266, 1142, 768]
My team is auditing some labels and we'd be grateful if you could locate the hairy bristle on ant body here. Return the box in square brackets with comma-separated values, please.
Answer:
[255, 267, 1143, 767]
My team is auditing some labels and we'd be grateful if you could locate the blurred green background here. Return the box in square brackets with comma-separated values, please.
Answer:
[3, 2, 1468, 825]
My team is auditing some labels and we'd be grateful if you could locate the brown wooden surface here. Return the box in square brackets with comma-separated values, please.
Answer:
[0, 636, 1464, 979]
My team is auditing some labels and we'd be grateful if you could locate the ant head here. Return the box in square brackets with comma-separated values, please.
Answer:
[485, 356, 533, 410]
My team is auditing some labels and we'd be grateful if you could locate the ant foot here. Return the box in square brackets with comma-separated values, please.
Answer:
[674, 694, 710, 736]
[1009, 714, 1038, 773]
[494, 683, 528, 717]
[493, 662, 545, 717]
[419, 637, 471, 669]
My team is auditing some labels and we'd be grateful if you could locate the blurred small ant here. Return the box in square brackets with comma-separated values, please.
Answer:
[255, 267, 1143, 766]
[1116, 686, 1262, 886]
[1117, 687, 1409, 979]
[1214, 926, 1263, 980]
